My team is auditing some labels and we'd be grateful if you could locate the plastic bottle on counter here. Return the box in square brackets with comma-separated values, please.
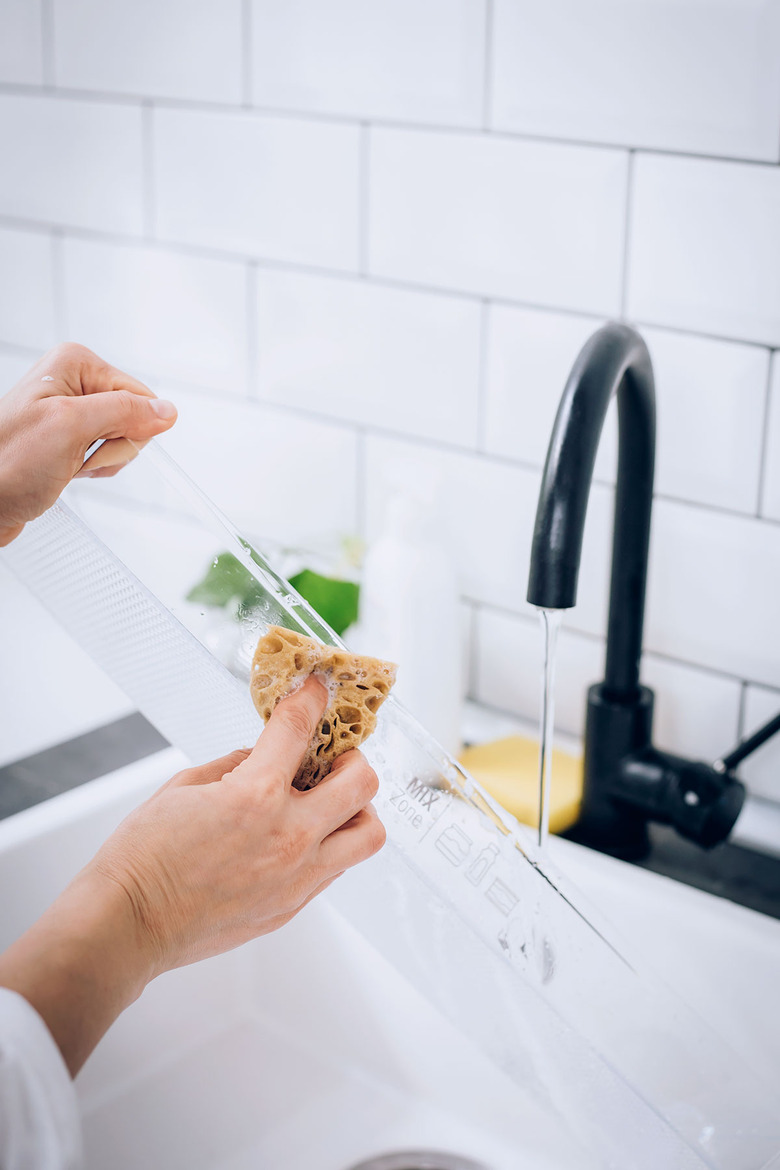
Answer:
[355, 490, 464, 757]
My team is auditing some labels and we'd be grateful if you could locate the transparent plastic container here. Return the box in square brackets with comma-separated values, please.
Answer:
[5, 442, 779, 1170]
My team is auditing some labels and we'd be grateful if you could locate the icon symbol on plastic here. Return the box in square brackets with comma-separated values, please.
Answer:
[465, 844, 499, 886]
[485, 879, 519, 916]
[434, 825, 472, 866]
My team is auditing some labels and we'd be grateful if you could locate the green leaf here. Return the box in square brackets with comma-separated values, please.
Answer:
[289, 569, 359, 636]
[188, 553, 360, 635]
[187, 552, 264, 611]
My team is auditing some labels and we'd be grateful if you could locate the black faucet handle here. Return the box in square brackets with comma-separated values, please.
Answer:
[715, 709, 780, 774]
[619, 748, 745, 851]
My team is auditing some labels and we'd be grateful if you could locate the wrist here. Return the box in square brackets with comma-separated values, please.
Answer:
[0, 866, 158, 1075]
[59, 865, 162, 995]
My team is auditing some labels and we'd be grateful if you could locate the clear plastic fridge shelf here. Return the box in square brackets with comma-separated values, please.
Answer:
[3, 440, 779, 1170]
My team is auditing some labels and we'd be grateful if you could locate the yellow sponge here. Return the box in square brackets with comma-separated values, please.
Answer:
[458, 736, 583, 835]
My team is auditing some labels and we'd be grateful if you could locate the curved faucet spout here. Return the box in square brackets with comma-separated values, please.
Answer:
[527, 321, 744, 859]
[527, 322, 655, 702]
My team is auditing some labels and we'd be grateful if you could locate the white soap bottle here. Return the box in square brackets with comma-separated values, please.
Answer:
[357, 491, 463, 757]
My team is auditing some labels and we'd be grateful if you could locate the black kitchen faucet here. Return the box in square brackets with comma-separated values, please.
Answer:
[526, 321, 752, 861]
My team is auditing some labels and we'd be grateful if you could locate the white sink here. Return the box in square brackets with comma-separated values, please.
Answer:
[1, 748, 779, 1170]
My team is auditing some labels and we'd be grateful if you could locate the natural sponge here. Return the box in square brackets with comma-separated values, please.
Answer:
[250, 625, 397, 790]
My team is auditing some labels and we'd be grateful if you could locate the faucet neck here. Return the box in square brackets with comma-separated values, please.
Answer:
[527, 323, 656, 702]
[531, 323, 745, 858]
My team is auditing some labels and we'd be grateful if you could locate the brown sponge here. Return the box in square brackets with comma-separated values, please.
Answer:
[250, 625, 397, 790]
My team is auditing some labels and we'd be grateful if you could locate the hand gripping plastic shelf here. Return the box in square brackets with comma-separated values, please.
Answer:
[4, 442, 779, 1170]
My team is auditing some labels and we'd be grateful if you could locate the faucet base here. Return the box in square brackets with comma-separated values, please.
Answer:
[564, 683, 655, 861]
[566, 682, 746, 860]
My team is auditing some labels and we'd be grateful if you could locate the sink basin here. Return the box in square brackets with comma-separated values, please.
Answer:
[1, 748, 779, 1170]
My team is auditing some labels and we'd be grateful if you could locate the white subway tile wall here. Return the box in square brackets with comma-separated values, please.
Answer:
[490, 0, 780, 162]
[627, 154, 780, 346]
[62, 238, 249, 391]
[644, 327, 770, 514]
[474, 609, 743, 762]
[158, 388, 359, 548]
[364, 433, 541, 614]
[0, 350, 39, 393]
[52, 0, 244, 103]
[0, 227, 56, 350]
[363, 432, 613, 633]
[0, 0, 43, 85]
[742, 685, 780, 800]
[153, 109, 361, 270]
[483, 305, 610, 466]
[1, 0, 780, 835]
[255, 270, 482, 444]
[251, 0, 487, 127]
[646, 500, 780, 688]
[639, 656, 742, 765]
[0, 94, 144, 234]
[368, 129, 628, 313]
[474, 608, 604, 738]
[762, 355, 780, 521]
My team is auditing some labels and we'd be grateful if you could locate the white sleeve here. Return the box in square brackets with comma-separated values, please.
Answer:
[0, 988, 82, 1170]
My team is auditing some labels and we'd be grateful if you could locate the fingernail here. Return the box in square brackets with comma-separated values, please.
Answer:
[150, 398, 177, 420]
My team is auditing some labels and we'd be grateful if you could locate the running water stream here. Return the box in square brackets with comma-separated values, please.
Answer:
[536, 607, 562, 851]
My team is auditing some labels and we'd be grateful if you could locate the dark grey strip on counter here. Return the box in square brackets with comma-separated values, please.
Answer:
[0, 714, 169, 820]
[639, 823, 780, 921]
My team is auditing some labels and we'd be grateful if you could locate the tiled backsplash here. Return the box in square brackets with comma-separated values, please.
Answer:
[1, 0, 780, 829]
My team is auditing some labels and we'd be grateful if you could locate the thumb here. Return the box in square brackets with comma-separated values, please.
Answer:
[74, 389, 177, 447]
[72, 391, 177, 476]
[234, 676, 329, 790]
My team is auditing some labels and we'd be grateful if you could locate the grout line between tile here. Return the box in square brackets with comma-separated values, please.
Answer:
[245, 260, 259, 399]
[481, 0, 494, 130]
[99, 380, 780, 527]
[619, 149, 635, 318]
[34, 338, 776, 530]
[40, 0, 55, 87]
[464, 692, 524, 727]
[2, 79, 780, 167]
[2, 210, 776, 357]
[756, 350, 775, 517]
[473, 596, 776, 691]
[0, 265, 775, 535]
[241, 0, 253, 107]
[355, 428, 368, 541]
[753, 510, 780, 530]
[473, 598, 602, 639]
[467, 601, 480, 700]
[148, 374, 368, 454]
[0, 339, 47, 361]
[476, 300, 491, 450]
[153, 377, 524, 464]
[652, 490, 771, 524]
[7, 210, 776, 356]
[737, 681, 748, 741]
[470, 692, 584, 743]
[141, 102, 156, 238]
[50, 227, 65, 340]
[0, 210, 605, 316]
[629, 316, 778, 354]
[359, 123, 370, 276]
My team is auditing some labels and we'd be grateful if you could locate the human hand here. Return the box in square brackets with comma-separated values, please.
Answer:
[0, 342, 177, 546]
[0, 677, 385, 1075]
[91, 676, 385, 975]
